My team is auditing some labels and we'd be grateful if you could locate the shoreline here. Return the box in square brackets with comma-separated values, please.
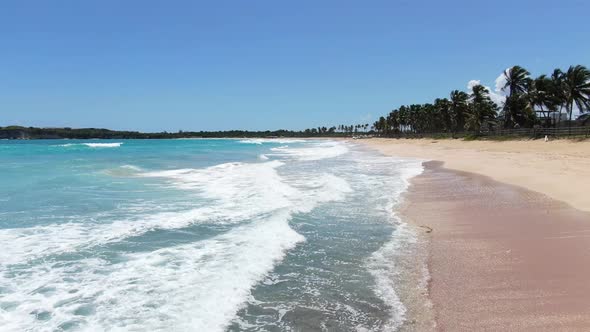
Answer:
[401, 161, 590, 330]
[355, 137, 590, 330]
[356, 137, 590, 212]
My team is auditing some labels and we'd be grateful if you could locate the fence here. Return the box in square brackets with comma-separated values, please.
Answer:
[382, 126, 590, 139]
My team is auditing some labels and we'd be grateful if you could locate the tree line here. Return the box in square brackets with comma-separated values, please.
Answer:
[0, 124, 378, 139]
[302, 124, 370, 135]
[0, 126, 353, 139]
[372, 65, 590, 135]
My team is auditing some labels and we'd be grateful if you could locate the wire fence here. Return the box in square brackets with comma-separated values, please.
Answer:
[380, 126, 590, 139]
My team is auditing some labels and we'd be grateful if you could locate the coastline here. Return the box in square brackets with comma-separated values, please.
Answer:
[356, 138, 590, 330]
[357, 138, 590, 212]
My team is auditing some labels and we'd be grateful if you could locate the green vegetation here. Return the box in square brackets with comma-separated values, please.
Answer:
[0, 126, 355, 139]
[0, 125, 375, 139]
[372, 65, 590, 137]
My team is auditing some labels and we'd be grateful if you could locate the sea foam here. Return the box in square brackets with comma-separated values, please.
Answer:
[269, 141, 349, 161]
[0, 211, 304, 331]
[365, 158, 424, 330]
[239, 138, 306, 145]
[54, 142, 123, 148]
[2, 139, 430, 331]
[0, 151, 354, 331]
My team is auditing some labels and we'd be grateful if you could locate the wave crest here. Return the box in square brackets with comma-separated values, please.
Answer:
[54, 142, 123, 148]
[269, 141, 349, 161]
[239, 139, 306, 145]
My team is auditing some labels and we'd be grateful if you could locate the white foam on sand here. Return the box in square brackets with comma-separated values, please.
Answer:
[365, 159, 424, 331]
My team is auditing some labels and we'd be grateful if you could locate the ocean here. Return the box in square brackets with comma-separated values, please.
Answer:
[0, 139, 424, 331]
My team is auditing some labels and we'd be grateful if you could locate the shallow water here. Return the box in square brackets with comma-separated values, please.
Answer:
[0, 139, 422, 331]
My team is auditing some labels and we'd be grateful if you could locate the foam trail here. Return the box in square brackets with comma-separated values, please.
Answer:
[1, 140, 370, 331]
[366, 159, 424, 330]
[0, 161, 296, 265]
[239, 139, 306, 144]
[53, 142, 123, 148]
[83, 142, 123, 148]
[0, 211, 304, 332]
[0, 159, 351, 272]
[269, 141, 349, 161]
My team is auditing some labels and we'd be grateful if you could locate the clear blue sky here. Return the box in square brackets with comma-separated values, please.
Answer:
[1, 0, 589, 132]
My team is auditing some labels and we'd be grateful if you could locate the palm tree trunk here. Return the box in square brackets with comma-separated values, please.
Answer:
[556, 105, 564, 128]
[568, 102, 573, 136]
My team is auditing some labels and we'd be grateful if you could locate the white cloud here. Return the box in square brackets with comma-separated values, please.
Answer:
[467, 78, 506, 107]
[489, 91, 506, 107]
[467, 80, 481, 91]
[494, 69, 509, 93]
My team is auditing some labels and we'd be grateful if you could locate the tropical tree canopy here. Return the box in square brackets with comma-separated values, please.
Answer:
[562, 65, 590, 122]
[369, 64, 590, 136]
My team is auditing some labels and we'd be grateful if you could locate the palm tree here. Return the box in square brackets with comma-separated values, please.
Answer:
[387, 110, 399, 135]
[449, 90, 469, 134]
[529, 75, 560, 127]
[345, 64, 590, 139]
[549, 69, 567, 127]
[376, 117, 387, 135]
[466, 85, 498, 133]
[434, 98, 452, 133]
[562, 65, 590, 129]
[503, 66, 531, 95]
[411, 105, 420, 132]
[529, 75, 548, 118]
[501, 66, 532, 128]
[397, 105, 410, 133]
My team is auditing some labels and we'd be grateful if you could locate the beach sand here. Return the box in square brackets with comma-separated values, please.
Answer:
[356, 138, 590, 331]
[360, 138, 590, 212]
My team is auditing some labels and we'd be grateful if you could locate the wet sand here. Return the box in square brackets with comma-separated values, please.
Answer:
[358, 138, 590, 212]
[402, 161, 590, 331]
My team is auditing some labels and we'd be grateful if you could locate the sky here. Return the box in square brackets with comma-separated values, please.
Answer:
[1, 0, 589, 132]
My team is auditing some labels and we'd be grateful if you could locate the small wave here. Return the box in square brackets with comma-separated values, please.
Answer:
[53, 142, 123, 148]
[0, 211, 304, 331]
[269, 141, 349, 161]
[83, 142, 123, 148]
[239, 139, 306, 145]
[367, 222, 415, 331]
[366, 159, 424, 330]
[104, 164, 143, 177]
[120, 164, 141, 171]
[258, 154, 269, 160]
[0, 153, 357, 331]
[0, 159, 351, 265]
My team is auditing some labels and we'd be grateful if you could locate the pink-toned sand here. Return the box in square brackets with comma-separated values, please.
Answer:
[356, 139, 590, 331]
[360, 138, 590, 212]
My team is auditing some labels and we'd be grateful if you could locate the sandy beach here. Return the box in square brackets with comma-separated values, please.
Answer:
[360, 138, 590, 212]
[357, 138, 590, 331]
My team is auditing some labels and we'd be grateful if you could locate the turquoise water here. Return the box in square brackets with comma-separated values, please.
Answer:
[0, 139, 422, 331]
